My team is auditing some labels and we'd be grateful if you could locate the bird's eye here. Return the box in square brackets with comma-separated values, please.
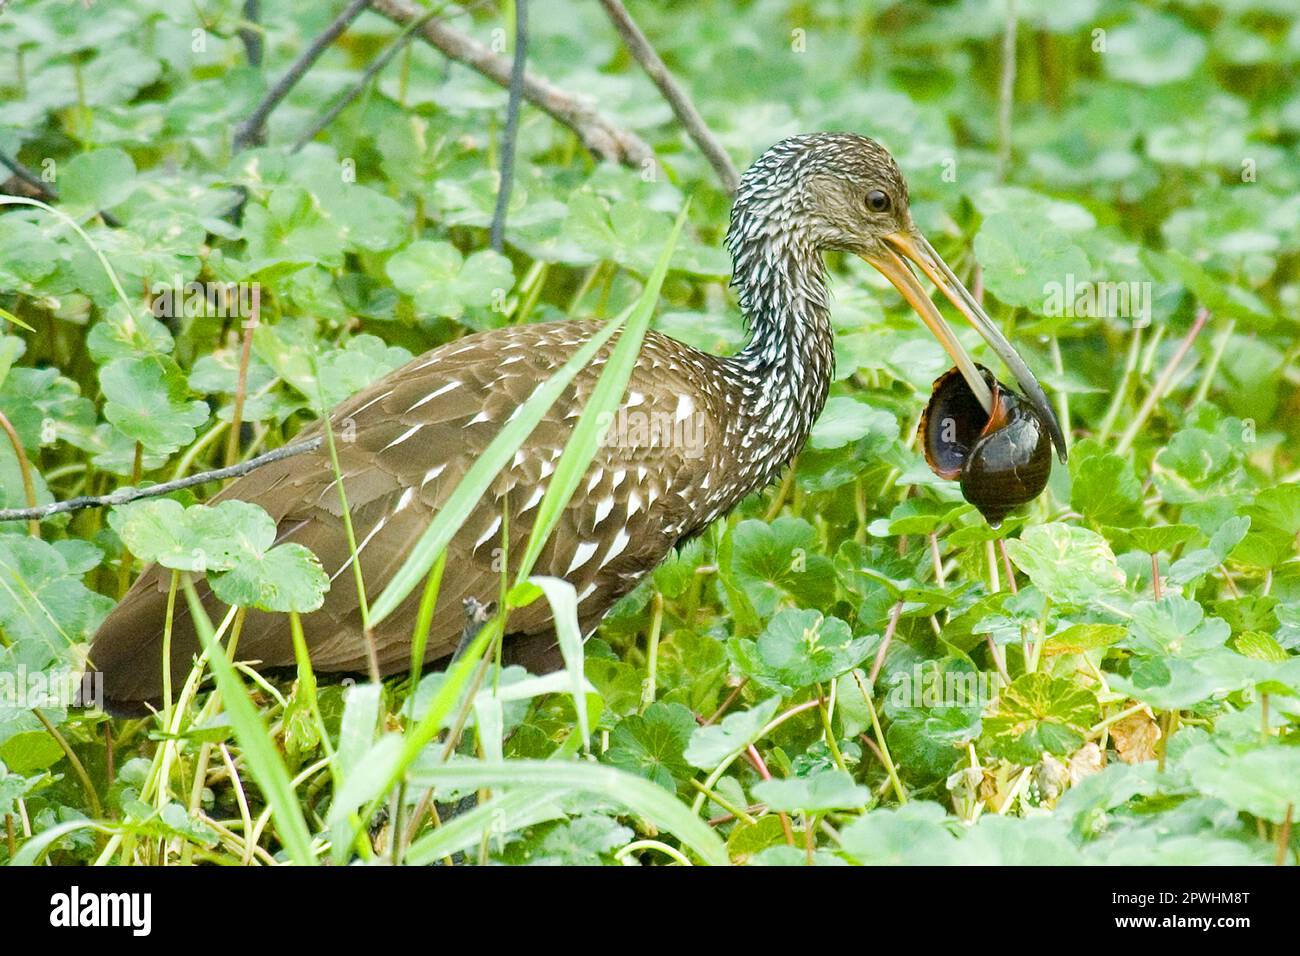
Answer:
[866, 190, 891, 213]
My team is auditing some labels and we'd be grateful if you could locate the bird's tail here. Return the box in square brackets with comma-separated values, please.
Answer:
[83, 564, 207, 716]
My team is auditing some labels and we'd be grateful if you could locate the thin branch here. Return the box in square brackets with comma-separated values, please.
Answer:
[1, 151, 122, 227]
[489, 0, 529, 252]
[0, 152, 52, 198]
[233, 0, 373, 152]
[868, 600, 904, 684]
[0, 437, 323, 524]
[238, 0, 264, 67]
[370, 0, 654, 167]
[290, 2, 447, 153]
[597, 0, 739, 194]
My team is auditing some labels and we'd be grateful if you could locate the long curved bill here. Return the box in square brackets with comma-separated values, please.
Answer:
[860, 231, 1068, 462]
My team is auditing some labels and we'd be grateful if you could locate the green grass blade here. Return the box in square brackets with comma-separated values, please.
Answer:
[503, 208, 687, 756]
[407, 759, 729, 865]
[403, 787, 569, 865]
[181, 580, 317, 865]
[347, 616, 503, 850]
[371, 201, 687, 627]
[473, 694, 504, 762]
[407, 549, 447, 696]
[514, 203, 690, 581]
[9, 820, 114, 866]
[368, 317, 627, 626]
[336, 682, 383, 779]
[0, 197, 136, 317]
[0, 305, 35, 332]
[530, 575, 592, 753]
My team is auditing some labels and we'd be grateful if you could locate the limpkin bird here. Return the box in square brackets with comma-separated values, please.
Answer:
[90, 133, 1066, 714]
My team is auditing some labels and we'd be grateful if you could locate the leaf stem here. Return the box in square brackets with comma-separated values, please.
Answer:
[1116, 308, 1210, 456]
[224, 286, 259, 467]
[640, 591, 663, 712]
[1188, 317, 1235, 408]
[689, 779, 756, 826]
[1096, 324, 1143, 445]
[850, 670, 906, 804]
[0, 410, 39, 537]
[32, 708, 102, 819]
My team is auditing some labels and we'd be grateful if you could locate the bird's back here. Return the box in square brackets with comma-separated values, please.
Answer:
[88, 319, 729, 713]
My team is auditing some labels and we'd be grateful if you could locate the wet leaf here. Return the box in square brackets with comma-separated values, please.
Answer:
[603, 702, 697, 791]
[752, 770, 871, 812]
[1005, 523, 1125, 606]
[684, 697, 781, 770]
[728, 608, 873, 695]
[984, 673, 1098, 764]
[386, 240, 514, 321]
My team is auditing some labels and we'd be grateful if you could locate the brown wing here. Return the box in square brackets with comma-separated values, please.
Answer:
[88, 320, 727, 712]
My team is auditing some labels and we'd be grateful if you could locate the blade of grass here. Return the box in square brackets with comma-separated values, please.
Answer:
[347, 615, 502, 850]
[403, 787, 568, 865]
[0, 305, 35, 333]
[312, 355, 377, 676]
[10, 820, 115, 866]
[514, 203, 689, 581]
[345, 204, 691, 855]
[406, 759, 729, 865]
[181, 580, 316, 865]
[406, 550, 447, 710]
[530, 575, 592, 753]
[336, 682, 384, 778]
[473, 694, 504, 762]
[372, 202, 688, 626]
[368, 316, 626, 625]
[498, 206, 687, 755]
[0, 197, 135, 317]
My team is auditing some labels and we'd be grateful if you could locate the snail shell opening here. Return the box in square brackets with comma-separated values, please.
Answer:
[919, 365, 1052, 526]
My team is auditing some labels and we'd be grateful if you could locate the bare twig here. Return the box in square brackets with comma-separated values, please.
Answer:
[490, 0, 529, 252]
[233, 0, 373, 151]
[238, 0, 264, 67]
[0, 437, 323, 524]
[370, 0, 654, 167]
[597, 0, 739, 194]
[1, 151, 123, 227]
[290, 2, 448, 153]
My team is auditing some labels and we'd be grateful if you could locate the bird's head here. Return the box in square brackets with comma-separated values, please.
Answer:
[729, 132, 1067, 462]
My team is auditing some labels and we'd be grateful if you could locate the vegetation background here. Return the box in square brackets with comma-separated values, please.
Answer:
[0, 0, 1298, 866]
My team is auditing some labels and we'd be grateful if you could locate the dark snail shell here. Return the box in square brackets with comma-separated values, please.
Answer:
[918, 365, 1052, 526]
